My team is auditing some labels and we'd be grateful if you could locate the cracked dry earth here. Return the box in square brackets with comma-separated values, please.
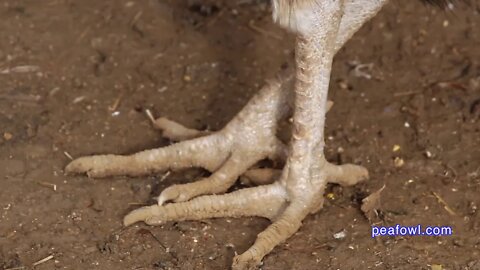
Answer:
[1, 0, 479, 270]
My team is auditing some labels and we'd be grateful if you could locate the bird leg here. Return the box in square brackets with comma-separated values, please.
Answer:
[225, 2, 347, 268]
[66, 0, 388, 269]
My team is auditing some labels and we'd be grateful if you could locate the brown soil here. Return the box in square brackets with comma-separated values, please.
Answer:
[1, 0, 479, 269]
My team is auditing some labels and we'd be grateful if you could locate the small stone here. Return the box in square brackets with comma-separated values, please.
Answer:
[338, 79, 349, 89]
[333, 230, 346, 239]
[394, 157, 404, 168]
[3, 132, 13, 140]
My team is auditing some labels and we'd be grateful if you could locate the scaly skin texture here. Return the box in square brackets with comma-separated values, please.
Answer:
[66, 0, 389, 269]
[66, 72, 293, 198]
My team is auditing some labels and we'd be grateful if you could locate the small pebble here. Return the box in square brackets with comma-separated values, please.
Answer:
[3, 132, 13, 140]
[333, 230, 346, 239]
[394, 157, 405, 168]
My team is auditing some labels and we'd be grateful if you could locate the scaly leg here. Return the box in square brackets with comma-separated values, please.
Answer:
[229, 1, 388, 268]
[66, 0, 388, 269]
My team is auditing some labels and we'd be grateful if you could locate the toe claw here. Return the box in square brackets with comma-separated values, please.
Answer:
[123, 205, 163, 226]
[156, 197, 167, 206]
[65, 155, 124, 178]
[232, 252, 262, 270]
[338, 164, 369, 185]
[65, 158, 86, 174]
[326, 163, 369, 187]
[65, 158, 99, 177]
[157, 187, 177, 206]
[157, 185, 190, 205]
[152, 117, 210, 141]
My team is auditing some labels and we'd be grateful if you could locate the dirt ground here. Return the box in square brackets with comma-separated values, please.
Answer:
[1, 0, 479, 269]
